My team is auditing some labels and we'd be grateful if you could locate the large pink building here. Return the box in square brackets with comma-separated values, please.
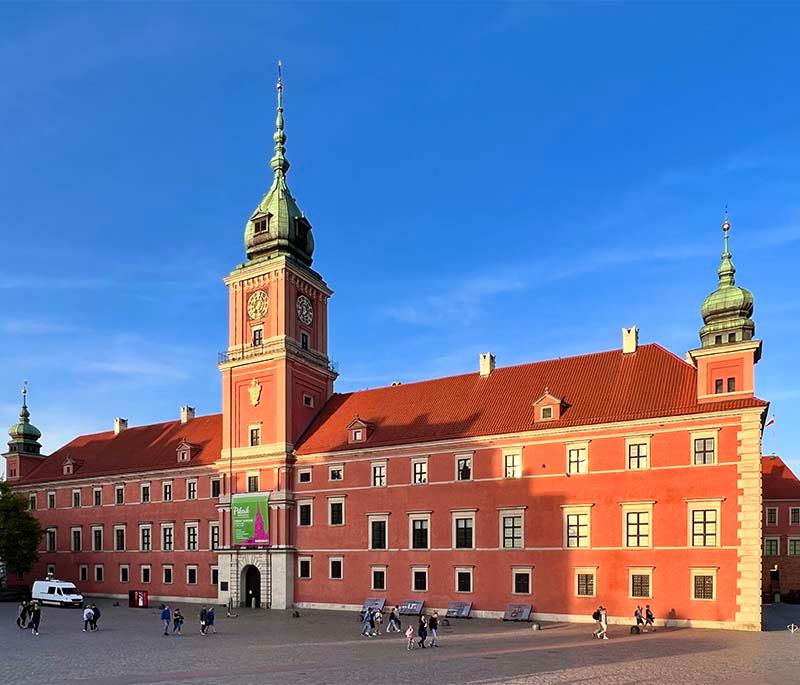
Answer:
[4, 77, 775, 629]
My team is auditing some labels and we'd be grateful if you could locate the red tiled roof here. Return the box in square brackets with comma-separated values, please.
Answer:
[295, 344, 768, 455]
[20, 414, 222, 485]
[762, 455, 800, 500]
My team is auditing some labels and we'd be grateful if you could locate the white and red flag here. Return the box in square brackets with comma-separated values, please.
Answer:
[765, 415, 776, 428]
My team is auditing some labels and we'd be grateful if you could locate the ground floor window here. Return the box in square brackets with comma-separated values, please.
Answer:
[372, 566, 386, 591]
[163, 565, 173, 585]
[187, 566, 198, 585]
[629, 568, 652, 599]
[79, 565, 88, 582]
[691, 568, 717, 600]
[455, 567, 473, 593]
[46, 563, 56, 577]
[329, 557, 343, 580]
[211, 566, 219, 586]
[575, 567, 596, 597]
[141, 565, 151, 584]
[94, 565, 104, 583]
[412, 567, 428, 592]
[764, 537, 780, 556]
[298, 557, 311, 579]
[789, 538, 800, 556]
[512, 568, 531, 595]
[119, 565, 129, 583]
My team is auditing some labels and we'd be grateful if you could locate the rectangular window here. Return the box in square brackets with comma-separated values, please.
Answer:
[576, 571, 595, 597]
[94, 565, 104, 582]
[92, 527, 103, 552]
[298, 502, 312, 527]
[93, 488, 102, 506]
[625, 511, 650, 548]
[71, 527, 82, 552]
[412, 568, 428, 592]
[693, 437, 716, 465]
[29, 494, 36, 510]
[456, 568, 473, 593]
[114, 526, 126, 552]
[352, 429, 363, 442]
[371, 463, 386, 487]
[163, 566, 173, 584]
[692, 573, 715, 600]
[298, 557, 311, 579]
[120, 565, 129, 583]
[412, 459, 428, 484]
[411, 517, 429, 550]
[566, 512, 589, 548]
[301, 333, 309, 350]
[541, 406, 553, 419]
[329, 499, 344, 526]
[512, 568, 532, 595]
[727, 377, 736, 392]
[249, 426, 261, 447]
[211, 566, 219, 586]
[252, 327, 263, 346]
[46, 563, 55, 577]
[764, 538, 779, 556]
[72, 489, 81, 508]
[370, 518, 387, 550]
[163, 482, 172, 501]
[186, 524, 198, 551]
[187, 481, 197, 500]
[567, 446, 588, 474]
[456, 454, 472, 481]
[298, 469, 312, 484]
[210, 523, 220, 551]
[141, 565, 151, 584]
[140, 526, 152, 552]
[630, 572, 651, 598]
[766, 507, 778, 526]
[788, 539, 800, 556]
[141, 484, 150, 503]
[46, 528, 56, 552]
[791, 508, 800, 526]
[162, 525, 174, 551]
[454, 516, 474, 549]
[247, 475, 259, 493]
[48, 492, 55, 509]
[327, 465, 342, 482]
[502, 514, 523, 549]
[211, 479, 221, 498]
[504, 453, 522, 479]
[627, 442, 648, 470]
[303, 393, 314, 408]
[187, 566, 198, 585]
[115, 485, 124, 505]
[329, 558, 343, 580]
[691, 509, 717, 547]
[372, 567, 386, 591]
[715, 378, 724, 394]
[79, 565, 88, 582]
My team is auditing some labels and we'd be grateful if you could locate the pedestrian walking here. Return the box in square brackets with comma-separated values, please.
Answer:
[161, 605, 171, 635]
[16, 601, 28, 629]
[361, 609, 373, 637]
[373, 609, 383, 635]
[387, 605, 401, 633]
[91, 604, 101, 631]
[645, 605, 656, 632]
[207, 607, 216, 634]
[29, 603, 41, 636]
[634, 605, 644, 631]
[405, 624, 415, 650]
[173, 608, 184, 635]
[598, 606, 609, 640]
[200, 606, 208, 635]
[429, 610, 440, 647]
[591, 605, 603, 638]
[83, 606, 94, 632]
[417, 615, 428, 648]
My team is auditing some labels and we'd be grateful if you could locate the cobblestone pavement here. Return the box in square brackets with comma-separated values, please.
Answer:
[1, 601, 799, 685]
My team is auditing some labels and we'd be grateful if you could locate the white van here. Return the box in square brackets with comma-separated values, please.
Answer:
[31, 579, 84, 607]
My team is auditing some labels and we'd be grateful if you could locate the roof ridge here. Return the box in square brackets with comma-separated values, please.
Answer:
[55, 412, 223, 443]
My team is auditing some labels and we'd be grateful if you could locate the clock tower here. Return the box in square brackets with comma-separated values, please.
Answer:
[217, 71, 336, 610]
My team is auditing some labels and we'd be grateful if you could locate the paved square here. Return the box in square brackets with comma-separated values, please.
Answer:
[1, 601, 799, 684]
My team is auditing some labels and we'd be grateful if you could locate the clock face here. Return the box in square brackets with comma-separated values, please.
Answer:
[296, 295, 314, 326]
[247, 290, 269, 320]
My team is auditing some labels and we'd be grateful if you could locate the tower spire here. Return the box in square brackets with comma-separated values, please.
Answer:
[270, 60, 290, 177]
[20, 380, 30, 421]
[717, 212, 736, 287]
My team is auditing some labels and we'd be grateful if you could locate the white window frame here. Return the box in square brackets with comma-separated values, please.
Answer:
[452, 510, 476, 550]
[92, 487, 102, 506]
[185, 522, 199, 551]
[119, 564, 130, 583]
[791, 507, 800, 526]
[139, 524, 152, 552]
[371, 461, 387, 487]
[690, 567, 718, 601]
[368, 514, 389, 550]
[328, 464, 344, 482]
[766, 506, 778, 526]
[409, 513, 431, 550]
[297, 499, 313, 527]
[371, 565, 387, 591]
[625, 435, 651, 470]
[503, 449, 522, 479]
[328, 556, 344, 580]
[47, 491, 56, 509]
[162, 480, 173, 502]
[162, 564, 174, 585]
[79, 564, 89, 582]
[411, 566, 428, 592]
[209, 522, 220, 550]
[686, 498, 723, 548]
[246, 471, 260, 493]
[46, 527, 57, 552]
[94, 564, 104, 582]
[140, 564, 152, 584]
[499, 507, 525, 549]
[70, 526, 83, 552]
[248, 422, 262, 447]
[302, 393, 314, 408]
[764, 536, 780, 556]
[455, 566, 474, 594]
[140, 482, 151, 503]
[113, 524, 126, 552]
[512, 566, 532, 595]
[328, 497, 345, 526]
[566, 441, 589, 475]
[186, 479, 198, 501]
[562, 504, 593, 549]
[72, 489, 81, 508]
[574, 566, 597, 597]
[210, 477, 222, 498]
[29, 493, 37, 510]
[788, 537, 800, 556]
[297, 468, 312, 484]
[352, 428, 363, 442]
[186, 564, 198, 585]
[298, 556, 312, 579]
[628, 566, 654, 599]
[690, 430, 719, 466]
[91, 525, 103, 552]
[211, 565, 219, 586]
[251, 324, 264, 347]
[620, 501, 655, 549]
[540, 405, 553, 420]
[161, 523, 175, 551]
[115, 484, 125, 505]
[455, 452, 473, 481]
[411, 457, 428, 485]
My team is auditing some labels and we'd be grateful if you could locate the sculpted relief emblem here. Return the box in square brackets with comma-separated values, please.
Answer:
[248, 378, 262, 407]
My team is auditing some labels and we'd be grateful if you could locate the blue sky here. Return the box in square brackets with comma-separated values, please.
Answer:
[1, 2, 798, 472]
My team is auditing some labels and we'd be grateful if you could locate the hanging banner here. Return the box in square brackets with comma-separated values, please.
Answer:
[232, 493, 271, 547]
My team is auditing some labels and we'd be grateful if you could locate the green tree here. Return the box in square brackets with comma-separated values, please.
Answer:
[0, 481, 42, 577]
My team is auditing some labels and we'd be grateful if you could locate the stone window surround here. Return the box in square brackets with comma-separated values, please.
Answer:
[765, 506, 778, 526]
[685, 498, 724, 548]
[574, 566, 598, 597]
[512, 566, 533, 595]
[628, 566, 654, 599]
[562, 504, 594, 549]
[690, 429, 720, 466]
[297, 556, 312, 579]
[566, 441, 590, 475]
[297, 499, 313, 527]
[411, 565, 429, 592]
[454, 452, 474, 481]
[408, 512, 431, 550]
[690, 566, 718, 601]
[455, 565, 474, 594]
[328, 556, 344, 580]
[625, 435, 652, 470]
[368, 513, 389, 550]
[328, 496, 345, 526]
[620, 501, 655, 549]
[498, 506, 526, 549]
[763, 536, 780, 556]
[371, 565, 387, 591]
[452, 509, 477, 550]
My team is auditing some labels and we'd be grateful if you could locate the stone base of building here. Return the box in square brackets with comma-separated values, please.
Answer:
[217, 547, 295, 610]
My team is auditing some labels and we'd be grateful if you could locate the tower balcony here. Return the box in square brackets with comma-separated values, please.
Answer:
[218, 341, 338, 375]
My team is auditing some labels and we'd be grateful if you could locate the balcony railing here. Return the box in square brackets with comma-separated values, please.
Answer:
[218, 345, 338, 374]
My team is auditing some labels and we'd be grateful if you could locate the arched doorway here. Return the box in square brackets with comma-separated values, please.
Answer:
[242, 565, 261, 608]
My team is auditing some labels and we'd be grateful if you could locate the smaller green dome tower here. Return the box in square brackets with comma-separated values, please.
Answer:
[699, 217, 755, 348]
[7, 381, 42, 456]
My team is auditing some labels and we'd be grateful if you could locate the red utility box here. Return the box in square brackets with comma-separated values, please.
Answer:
[128, 590, 148, 608]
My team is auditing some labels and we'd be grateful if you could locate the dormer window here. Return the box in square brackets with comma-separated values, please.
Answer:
[175, 439, 199, 463]
[533, 388, 562, 422]
[541, 406, 553, 420]
[180, 451, 189, 461]
[64, 463, 73, 475]
[346, 417, 373, 444]
[62, 456, 82, 476]
[254, 215, 270, 234]
[353, 429, 362, 441]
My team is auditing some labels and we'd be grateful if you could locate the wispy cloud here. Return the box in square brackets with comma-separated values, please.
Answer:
[0, 320, 78, 335]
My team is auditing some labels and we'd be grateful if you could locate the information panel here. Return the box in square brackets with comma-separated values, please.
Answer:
[446, 601, 472, 618]
[232, 493, 271, 547]
[399, 599, 425, 616]
[502, 603, 532, 621]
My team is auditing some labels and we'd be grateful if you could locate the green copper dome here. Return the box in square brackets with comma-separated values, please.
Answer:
[244, 70, 314, 266]
[699, 218, 755, 347]
[7, 383, 43, 455]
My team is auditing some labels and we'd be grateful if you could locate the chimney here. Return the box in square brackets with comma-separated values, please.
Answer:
[114, 417, 128, 435]
[479, 352, 496, 377]
[180, 406, 196, 424]
[622, 326, 639, 354]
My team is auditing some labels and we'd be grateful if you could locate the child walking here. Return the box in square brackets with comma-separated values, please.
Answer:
[405, 624, 415, 650]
